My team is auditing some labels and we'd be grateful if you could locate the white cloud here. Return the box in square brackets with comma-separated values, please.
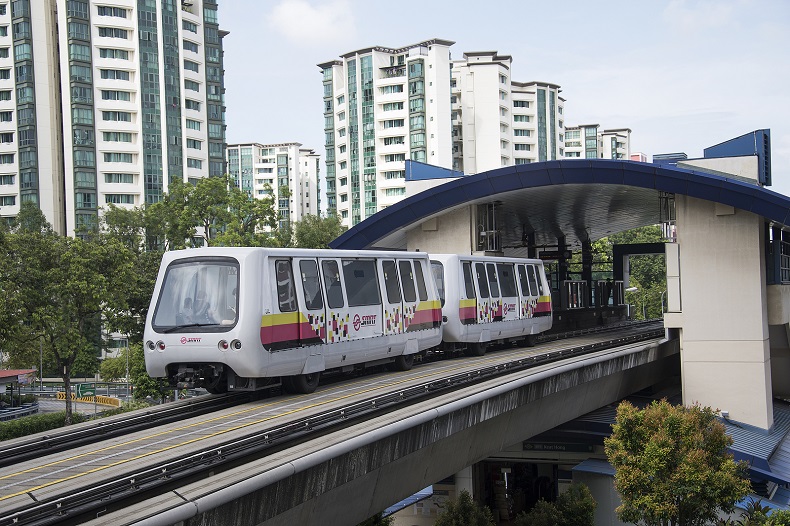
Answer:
[268, 0, 356, 46]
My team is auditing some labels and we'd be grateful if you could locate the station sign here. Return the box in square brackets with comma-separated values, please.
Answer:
[523, 442, 594, 453]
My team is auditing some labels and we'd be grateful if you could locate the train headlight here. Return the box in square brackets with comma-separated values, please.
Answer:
[156, 341, 166, 351]
[146, 340, 155, 351]
[218, 340, 229, 351]
[231, 339, 242, 350]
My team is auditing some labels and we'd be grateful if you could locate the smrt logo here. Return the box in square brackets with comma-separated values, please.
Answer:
[503, 303, 516, 315]
[180, 337, 202, 344]
[353, 314, 377, 331]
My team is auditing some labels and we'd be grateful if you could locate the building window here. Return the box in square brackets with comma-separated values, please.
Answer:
[513, 100, 530, 108]
[383, 136, 404, 146]
[103, 131, 132, 142]
[514, 129, 531, 137]
[98, 27, 128, 39]
[104, 152, 132, 163]
[70, 64, 92, 83]
[97, 5, 126, 17]
[0, 153, 13, 163]
[0, 26, 7, 37]
[73, 149, 95, 167]
[15, 86, 32, 104]
[101, 90, 130, 101]
[71, 107, 92, 125]
[0, 69, 9, 80]
[104, 172, 133, 184]
[384, 188, 405, 197]
[105, 194, 135, 204]
[183, 60, 199, 73]
[0, 174, 14, 185]
[0, 195, 15, 206]
[184, 79, 200, 91]
[100, 69, 130, 80]
[383, 119, 404, 129]
[514, 115, 531, 122]
[183, 40, 199, 53]
[186, 138, 201, 150]
[384, 153, 405, 162]
[102, 111, 131, 122]
[514, 144, 531, 151]
[187, 158, 203, 169]
[99, 48, 129, 60]
[380, 84, 404, 94]
[185, 99, 200, 111]
[186, 119, 200, 130]
[182, 20, 197, 33]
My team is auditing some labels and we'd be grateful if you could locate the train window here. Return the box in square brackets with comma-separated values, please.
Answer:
[414, 260, 429, 301]
[342, 259, 381, 307]
[462, 262, 476, 299]
[486, 263, 500, 298]
[382, 260, 402, 303]
[527, 265, 540, 296]
[399, 260, 417, 302]
[431, 261, 446, 307]
[497, 263, 518, 297]
[517, 264, 532, 296]
[322, 260, 344, 309]
[475, 263, 490, 299]
[275, 260, 297, 312]
[299, 260, 323, 310]
[535, 266, 545, 295]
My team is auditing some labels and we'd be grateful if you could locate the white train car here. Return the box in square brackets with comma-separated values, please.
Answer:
[144, 247, 442, 394]
[429, 254, 552, 355]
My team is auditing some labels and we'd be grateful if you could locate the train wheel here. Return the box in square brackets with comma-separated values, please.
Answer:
[464, 342, 487, 357]
[286, 372, 321, 394]
[204, 374, 228, 394]
[389, 353, 414, 372]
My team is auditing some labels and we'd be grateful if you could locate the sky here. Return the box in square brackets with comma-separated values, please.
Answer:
[219, 0, 790, 196]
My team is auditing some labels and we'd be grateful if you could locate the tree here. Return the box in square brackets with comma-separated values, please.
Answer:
[604, 399, 751, 526]
[356, 512, 393, 526]
[293, 214, 346, 248]
[514, 482, 595, 526]
[212, 183, 278, 247]
[435, 490, 495, 526]
[0, 203, 136, 424]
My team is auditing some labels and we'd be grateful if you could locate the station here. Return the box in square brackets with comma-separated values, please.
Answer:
[331, 129, 790, 520]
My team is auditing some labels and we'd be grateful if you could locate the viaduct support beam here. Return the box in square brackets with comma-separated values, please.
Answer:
[118, 339, 678, 526]
[664, 195, 772, 429]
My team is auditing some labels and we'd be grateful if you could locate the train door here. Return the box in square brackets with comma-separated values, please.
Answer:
[517, 264, 536, 318]
[340, 258, 384, 350]
[262, 258, 301, 351]
[398, 260, 421, 331]
[460, 261, 477, 326]
[294, 258, 326, 346]
[474, 262, 493, 323]
[496, 263, 519, 322]
[486, 262, 503, 322]
[320, 259, 351, 345]
[381, 259, 403, 336]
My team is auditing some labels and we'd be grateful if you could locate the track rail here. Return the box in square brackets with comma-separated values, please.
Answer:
[0, 321, 666, 526]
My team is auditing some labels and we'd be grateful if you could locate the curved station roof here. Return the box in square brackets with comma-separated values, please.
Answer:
[331, 159, 790, 252]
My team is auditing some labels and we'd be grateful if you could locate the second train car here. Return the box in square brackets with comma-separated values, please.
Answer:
[144, 248, 552, 394]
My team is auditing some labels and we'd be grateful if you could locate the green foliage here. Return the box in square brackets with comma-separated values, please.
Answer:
[605, 399, 751, 526]
[768, 509, 790, 525]
[356, 512, 394, 526]
[515, 499, 562, 526]
[293, 214, 346, 248]
[0, 411, 87, 441]
[99, 343, 171, 402]
[435, 490, 495, 526]
[98, 400, 153, 418]
[608, 225, 667, 320]
[514, 483, 596, 526]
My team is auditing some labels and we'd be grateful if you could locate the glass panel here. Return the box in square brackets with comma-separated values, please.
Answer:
[275, 259, 297, 312]
[342, 259, 380, 307]
[398, 260, 416, 303]
[299, 260, 323, 310]
[475, 263, 489, 299]
[414, 260, 428, 301]
[322, 260, 344, 309]
[462, 262, 475, 299]
[486, 263, 500, 298]
[383, 260, 401, 304]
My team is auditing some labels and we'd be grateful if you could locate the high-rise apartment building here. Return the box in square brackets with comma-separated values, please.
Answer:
[320, 43, 568, 227]
[319, 39, 454, 226]
[451, 52, 565, 174]
[226, 142, 320, 229]
[564, 124, 631, 159]
[0, 0, 227, 236]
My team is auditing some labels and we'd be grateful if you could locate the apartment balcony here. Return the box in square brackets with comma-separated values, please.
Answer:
[379, 66, 406, 79]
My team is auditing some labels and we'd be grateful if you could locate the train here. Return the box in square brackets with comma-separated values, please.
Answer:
[143, 247, 552, 394]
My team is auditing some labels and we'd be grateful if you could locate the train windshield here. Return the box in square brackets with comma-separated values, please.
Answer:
[152, 258, 239, 332]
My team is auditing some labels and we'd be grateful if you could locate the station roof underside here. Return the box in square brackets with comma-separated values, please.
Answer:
[330, 160, 790, 252]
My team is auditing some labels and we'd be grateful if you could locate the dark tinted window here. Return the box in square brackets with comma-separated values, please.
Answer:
[475, 263, 489, 299]
[399, 260, 417, 302]
[462, 262, 476, 299]
[486, 263, 500, 298]
[518, 264, 532, 296]
[527, 265, 539, 296]
[414, 260, 428, 301]
[497, 263, 518, 297]
[275, 260, 297, 312]
[299, 260, 323, 310]
[342, 259, 381, 307]
[383, 260, 401, 303]
[322, 260, 344, 308]
[431, 261, 445, 307]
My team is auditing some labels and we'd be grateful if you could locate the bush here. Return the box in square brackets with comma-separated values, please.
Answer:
[514, 483, 596, 526]
[0, 393, 37, 406]
[0, 411, 87, 441]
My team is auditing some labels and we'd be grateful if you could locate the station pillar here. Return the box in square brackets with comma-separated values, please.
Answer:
[407, 206, 476, 255]
[663, 195, 772, 429]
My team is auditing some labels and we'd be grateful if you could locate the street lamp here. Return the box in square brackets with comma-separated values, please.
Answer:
[625, 287, 646, 319]
[660, 289, 667, 316]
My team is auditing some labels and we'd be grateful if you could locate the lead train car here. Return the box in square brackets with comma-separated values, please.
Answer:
[144, 247, 442, 394]
[430, 254, 552, 355]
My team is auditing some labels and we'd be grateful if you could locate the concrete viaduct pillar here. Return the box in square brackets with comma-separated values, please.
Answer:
[664, 195, 773, 429]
